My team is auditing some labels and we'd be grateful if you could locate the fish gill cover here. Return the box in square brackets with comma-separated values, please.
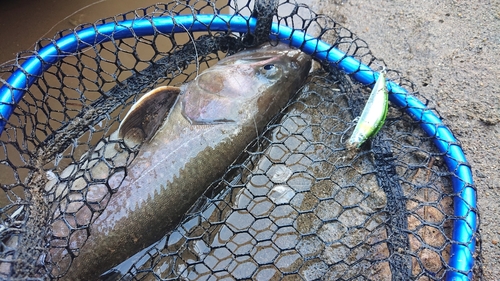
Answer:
[0, 0, 481, 280]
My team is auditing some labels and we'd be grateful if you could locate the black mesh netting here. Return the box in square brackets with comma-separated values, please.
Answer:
[0, 1, 481, 280]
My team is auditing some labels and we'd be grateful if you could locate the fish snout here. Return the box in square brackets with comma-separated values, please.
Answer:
[291, 50, 313, 77]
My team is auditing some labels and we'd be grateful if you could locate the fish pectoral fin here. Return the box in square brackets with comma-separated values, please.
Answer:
[118, 86, 181, 144]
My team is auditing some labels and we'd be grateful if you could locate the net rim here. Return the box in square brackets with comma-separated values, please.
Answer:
[0, 13, 477, 280]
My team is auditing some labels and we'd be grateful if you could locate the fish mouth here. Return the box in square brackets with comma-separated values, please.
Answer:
[282, 48, 312, 79]
[292, 50, 312, 75]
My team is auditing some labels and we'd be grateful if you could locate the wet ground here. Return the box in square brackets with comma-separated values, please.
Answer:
[0, 0, 498, 279]
[309, 1, 499, 278]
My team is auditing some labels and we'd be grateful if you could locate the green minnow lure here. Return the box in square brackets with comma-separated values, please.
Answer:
[347, 70, 389, 149]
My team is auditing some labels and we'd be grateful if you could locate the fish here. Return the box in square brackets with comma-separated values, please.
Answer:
[96, 73, 390, 280]
[347, 70, 389, 149]
[55, 43, 312, 280]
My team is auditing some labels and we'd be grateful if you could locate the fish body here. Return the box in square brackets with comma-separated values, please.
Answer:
[347, 70, 389, 149]
[59, 43, 311, 280]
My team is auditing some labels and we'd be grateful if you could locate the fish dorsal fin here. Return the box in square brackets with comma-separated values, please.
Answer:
[118, 86, 181, 144]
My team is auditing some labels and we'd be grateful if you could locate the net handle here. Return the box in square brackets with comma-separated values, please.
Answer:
[248, 0, 278, 46]
[0, 14, 476, 280]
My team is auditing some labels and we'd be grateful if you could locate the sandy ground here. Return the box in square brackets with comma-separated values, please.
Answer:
[311, 0, 499, 279]
[0, 0, 498, 279]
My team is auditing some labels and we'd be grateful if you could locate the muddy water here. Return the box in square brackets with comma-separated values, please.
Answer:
[0, 0, 208, 65]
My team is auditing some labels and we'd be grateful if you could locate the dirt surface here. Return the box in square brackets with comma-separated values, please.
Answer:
[0, 0, 498, 280]
[311, 0, 499, 279]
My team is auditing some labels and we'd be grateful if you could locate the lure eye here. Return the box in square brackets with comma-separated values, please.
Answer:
[260, 64, 282, 80]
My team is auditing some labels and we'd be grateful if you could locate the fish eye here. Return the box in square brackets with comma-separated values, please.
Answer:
[264, 64, 275, 70]
[260, 64, 282, 79]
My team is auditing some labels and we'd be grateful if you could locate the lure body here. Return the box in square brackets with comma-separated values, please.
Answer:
[347, 71, 389, 149]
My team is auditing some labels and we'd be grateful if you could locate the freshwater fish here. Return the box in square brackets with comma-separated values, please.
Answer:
[56, 43, 311, 280]
[95, 73, 391, 280]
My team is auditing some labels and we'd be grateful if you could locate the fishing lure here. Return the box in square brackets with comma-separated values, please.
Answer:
[347, 70, 389, 149]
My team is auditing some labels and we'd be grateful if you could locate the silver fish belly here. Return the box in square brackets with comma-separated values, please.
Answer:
[58, 43, 311, 280]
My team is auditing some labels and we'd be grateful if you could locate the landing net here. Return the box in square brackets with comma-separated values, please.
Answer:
[0, 1, 480, 280]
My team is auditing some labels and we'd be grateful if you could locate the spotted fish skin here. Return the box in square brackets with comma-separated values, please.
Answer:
[60, 43, 312, 280]
[347, 71, 389, 149]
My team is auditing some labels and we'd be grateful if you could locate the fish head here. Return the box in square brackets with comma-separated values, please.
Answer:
[216, 42, 312, 82]
[181, 43, 312, 125]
